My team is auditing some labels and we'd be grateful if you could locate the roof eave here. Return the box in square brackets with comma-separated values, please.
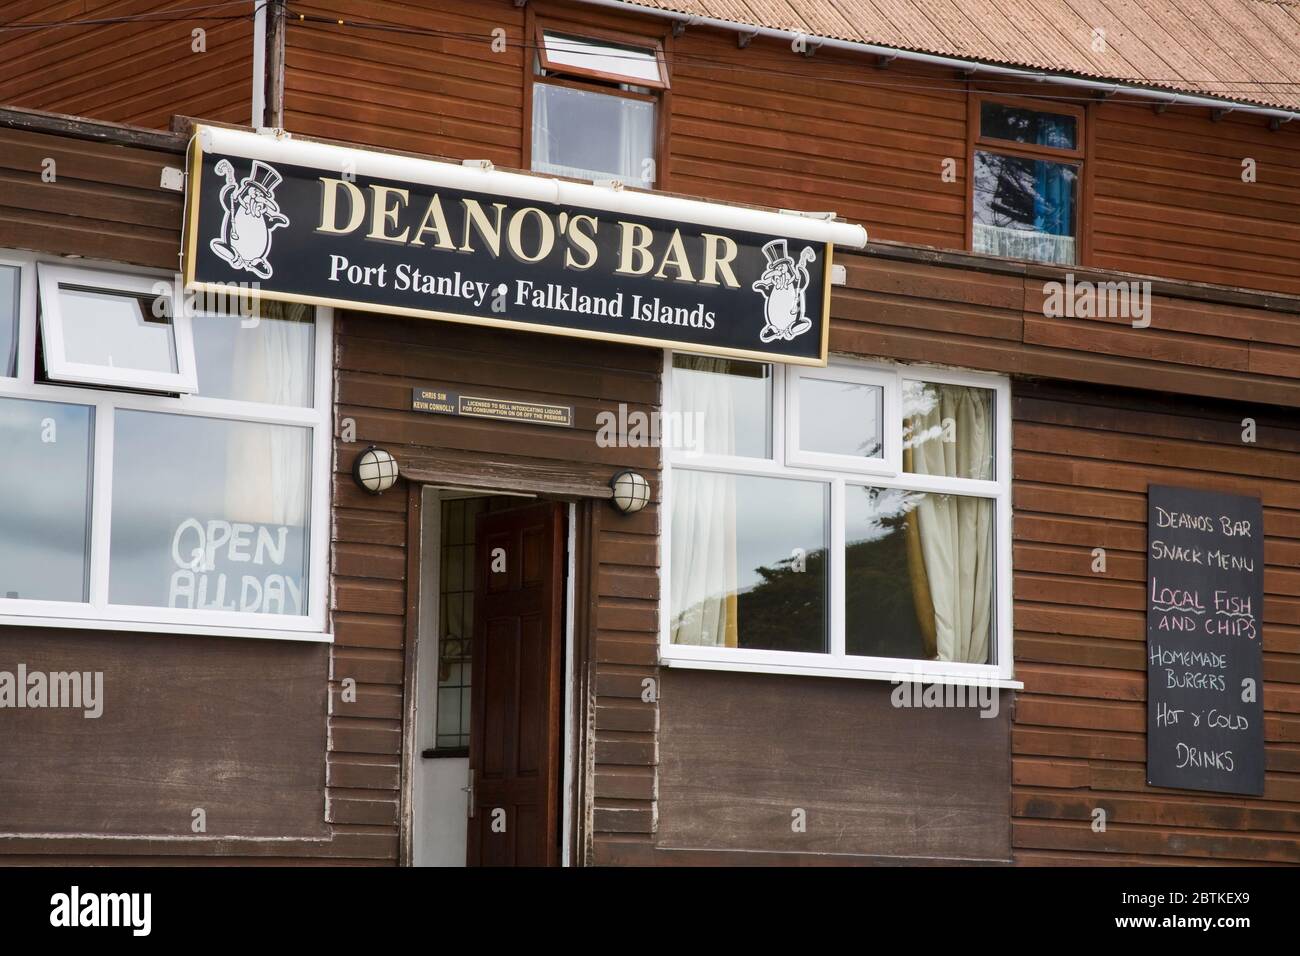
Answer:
[576, 0, 1300, 123]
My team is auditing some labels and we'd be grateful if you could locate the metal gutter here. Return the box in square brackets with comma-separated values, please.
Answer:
[574, 0, 1300, 124]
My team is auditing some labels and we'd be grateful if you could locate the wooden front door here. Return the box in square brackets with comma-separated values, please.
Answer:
[466, 502, 566, 866]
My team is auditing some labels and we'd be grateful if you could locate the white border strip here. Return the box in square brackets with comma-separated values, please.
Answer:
[0, 613, 332, 644]
[562, 502, 577, 867]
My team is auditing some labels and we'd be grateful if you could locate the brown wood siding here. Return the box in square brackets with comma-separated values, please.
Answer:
[282, 0, 527, 168]
[667, 35, 966, 249]
[4, 102, 1299, 865]
[0, 112, 378, 864]
[0, 629, 331, 858]
[278, 0, 1300, 299]
[1091, 102, 1300, 297]
[0, 0, 252, 129]
[648, 670, 1011, 864]
[834, 245, 1300, 409]
[1011, 380, 1300, 865]
[8, 3, 1300, 295]
[0, 123, 184, 270]
[332, 312, 662, 864]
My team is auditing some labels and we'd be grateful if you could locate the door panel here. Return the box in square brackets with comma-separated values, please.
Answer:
[467, 502, 565, 867]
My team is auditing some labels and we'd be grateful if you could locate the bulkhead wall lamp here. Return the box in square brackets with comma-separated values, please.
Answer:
[609, 470, 651, 514]
[354, 445, 400, 495]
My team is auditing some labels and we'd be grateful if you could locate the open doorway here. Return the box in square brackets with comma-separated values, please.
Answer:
[410, 487, 574, 866]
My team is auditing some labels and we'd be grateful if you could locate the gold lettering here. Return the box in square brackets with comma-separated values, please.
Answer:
[317, 177, 365, 235]
[410, 194, 455, 249]
[460, 199, 507, 255]
[507, 207, 555, 263]
[700, 233, 740, 288]
[564, 215, 599, 270]
[367, 185, 410, 243]
[617, 221, 655, 276]
[654, 229, 697, 282]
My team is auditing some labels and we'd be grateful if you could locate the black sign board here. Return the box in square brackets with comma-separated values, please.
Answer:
[183, 130, 834, 364]
[1146, 484, 1264, 795]
[412, 386, 573, 428]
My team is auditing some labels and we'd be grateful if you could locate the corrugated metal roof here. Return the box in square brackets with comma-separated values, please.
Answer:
[614, 0, 1300, 110]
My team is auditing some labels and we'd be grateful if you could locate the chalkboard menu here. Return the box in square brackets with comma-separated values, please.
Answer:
[1147, 484, 1264, 796]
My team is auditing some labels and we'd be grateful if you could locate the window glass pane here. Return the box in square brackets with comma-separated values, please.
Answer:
[800, 376, 883, 459]
[109, 411, 311, 616]
[531, 83, 656, 184]
[980, 101, 1077, 149]
[669, 354, 771, 458]
[0, 265, 18, 377]
[845, 486, 994, 664]
[0, 397, 93, 601]
[192, 300, 314, 405]
[670, 471, 827, 653]
[437, 495, 471, 751]
[542, 31, 661, 85]
[56, 285, 177, 373]
[903, 381, 995, 480]
[973, 150, 1077, 265]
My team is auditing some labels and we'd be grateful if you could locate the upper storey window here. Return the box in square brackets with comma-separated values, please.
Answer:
[972, 98, 1083, 266]
[530, 25, 668, 188]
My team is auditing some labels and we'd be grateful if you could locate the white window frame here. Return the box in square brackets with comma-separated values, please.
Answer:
[661, 351, 1017, 685]
[0, 256, 20, 378]
[37, 262, 199, 394]
[537, 28, 669, 89]
[0, 251, 332, 642]
[786, 362, 897, 474]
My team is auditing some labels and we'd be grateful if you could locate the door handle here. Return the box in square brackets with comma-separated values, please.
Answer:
[462, 768, 475, 818]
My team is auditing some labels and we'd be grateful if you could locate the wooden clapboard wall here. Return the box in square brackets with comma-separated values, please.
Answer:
[282, 0, 526, 169]
[4, 87, 1300, 864]
[0, 0, 253, 129]
[331, 313, 662, 865]
[1091, 103, 1300, 297]
[0, 107, 666, 863]
[836, 244, 1300, 410]
[4, 1, 1300, 296]
[274, 0, 1300, 299]
[643, 672, 1012, 865]
[1011, 381, 1300, 865]
[0, 116, 184, 269]
[0, 113, 343, 863]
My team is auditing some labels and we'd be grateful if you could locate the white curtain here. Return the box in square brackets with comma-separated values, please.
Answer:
[531, 84, 655, 184]
[905, 385, 994, 663]
[670, 471, 737, 647]
[669, 361, 738, 647]
[973, 222, 1075, 266]
[619, 97, 655, 186]
[223, 302, 311, 528]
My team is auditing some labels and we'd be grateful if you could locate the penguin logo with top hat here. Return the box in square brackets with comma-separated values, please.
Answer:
[209, 159, 289, 280]
[752, 239, 816, 343]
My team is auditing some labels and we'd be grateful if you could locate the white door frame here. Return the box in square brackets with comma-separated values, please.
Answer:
[407, 485, 579, 866]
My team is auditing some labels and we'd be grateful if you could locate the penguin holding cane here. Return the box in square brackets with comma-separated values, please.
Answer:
[209, 159, 289, 280]
[752, 239, 816, 343]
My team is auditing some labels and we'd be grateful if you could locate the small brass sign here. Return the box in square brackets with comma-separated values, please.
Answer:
[412, 386, 573, 428]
